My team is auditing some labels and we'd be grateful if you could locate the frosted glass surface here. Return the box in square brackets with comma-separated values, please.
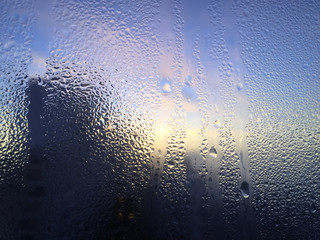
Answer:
[0, 0, 319, 239]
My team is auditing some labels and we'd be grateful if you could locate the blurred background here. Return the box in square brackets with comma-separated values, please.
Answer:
[0, 0, 319, 239]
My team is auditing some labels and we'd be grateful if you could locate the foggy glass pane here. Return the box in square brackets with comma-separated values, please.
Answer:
[0, 0, 319, 239]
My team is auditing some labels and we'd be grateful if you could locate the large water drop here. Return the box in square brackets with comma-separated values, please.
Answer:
[160, 79, 172, 94]
[240, 181, 250, 198]
[209, 146, 218, 158]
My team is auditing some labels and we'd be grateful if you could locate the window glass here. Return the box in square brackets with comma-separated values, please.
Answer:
[0, 0, 319, 239]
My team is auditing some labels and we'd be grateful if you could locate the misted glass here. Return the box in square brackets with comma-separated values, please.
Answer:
[0, 0, 319, 239]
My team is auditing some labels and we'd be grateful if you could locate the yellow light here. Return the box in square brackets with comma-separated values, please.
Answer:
[154, 123, 170, 150]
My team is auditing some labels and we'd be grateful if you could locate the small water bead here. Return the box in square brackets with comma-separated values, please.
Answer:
[167, 160, 175, 168]
[237, 82, 243, 91]
[311, 203, 316, 214]
[214, 120, 221, 128]
[185, 75, 192, 86]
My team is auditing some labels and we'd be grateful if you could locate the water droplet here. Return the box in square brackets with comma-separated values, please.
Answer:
[209, 146, 217, 158]
[182, 86, 197, 101]
[237, 82, 243, 91]
[4, 40, 16, 51]
[185, 75, 192, 86]
[240, 181, 249, 198]
[214, 104, 219, 113]
[160, 79, 172, 94]
[214, 120, 221, 128]
[167, 160, 175, 168]
[311, 203, 316, 213]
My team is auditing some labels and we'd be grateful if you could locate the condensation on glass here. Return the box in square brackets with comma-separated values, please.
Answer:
[0, 0, 319, 239]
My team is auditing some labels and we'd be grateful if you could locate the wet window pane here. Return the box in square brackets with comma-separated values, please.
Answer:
[0, 0, 319, 239]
